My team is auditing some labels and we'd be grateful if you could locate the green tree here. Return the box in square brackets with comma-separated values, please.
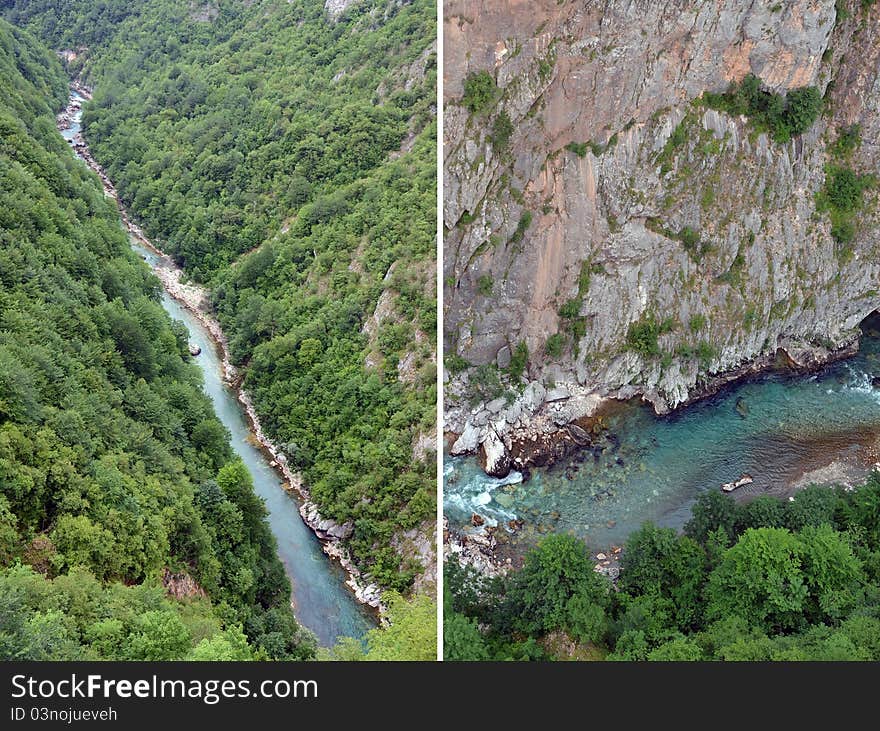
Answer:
[685, 490, 738, 544]
[188, 626, 254, 661]
[647, 635, 704, 661]
[462, 71, 497, 114]
[620, 523, 707, 630]
[123, 610, 192, 661]
[705, 527, 808, 632]
[797, 524, 864, 623]
[506, 534, 608, 635]
[490, 111, 514, 150]
[363, 593, 436, 661]
[736, 495, 787, 533]
[444, 610, 489, 661]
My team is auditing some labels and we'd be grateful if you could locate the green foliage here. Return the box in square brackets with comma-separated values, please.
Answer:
[685, 491, 738, 544]
[626, 316, 666, 358]
[462, 71, 497, 114]
[443, 608, 489, 660]
[566, 141, 589, 158]
[647, 635, 704, 661]
[705, 526, 863, 632]
[445, 353, 471, 375]
[0, 17, 312, 660]
[362, 592, 437, 661]
[490, 111, 514, 151]
[507, 341, 529, 380]
[558, 298, 582, 319]
[702, 73, 823, 143]
[476, 274, 494, 297]
[785, 484, 840, 531]
[620, 524, 707, 630]
[736, 495, 787, 532]
[817, 165, 875, 249]
[545, 333, 566, 359]
[505, 534, 608, 636]
[705, 527, 810, 631]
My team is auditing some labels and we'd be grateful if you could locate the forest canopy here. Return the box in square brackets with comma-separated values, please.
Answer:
[446, 479, 880, 661]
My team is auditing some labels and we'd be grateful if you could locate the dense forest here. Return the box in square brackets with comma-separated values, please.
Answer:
[2, 0, 437, 592]
[0, 18, 315, 660]
[446, 479, 880, 660]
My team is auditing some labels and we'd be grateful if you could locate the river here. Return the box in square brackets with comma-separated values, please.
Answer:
[446, 318, 880, 559]
[60, 90, 374, 646]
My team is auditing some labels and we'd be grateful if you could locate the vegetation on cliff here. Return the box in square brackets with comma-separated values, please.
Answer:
[446, 478, 880, 660]
[702, 73, 823, 143]
[0, 18, 313, 660]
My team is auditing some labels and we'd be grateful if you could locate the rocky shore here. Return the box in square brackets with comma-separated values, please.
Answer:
[445, 337, 863, 482]
[445, 377, 607, 477]
[59, 85, 386, 615]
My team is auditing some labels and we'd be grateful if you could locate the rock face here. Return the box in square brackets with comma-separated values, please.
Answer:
[324, 0, 360, 22]
[444, 1, 880, 418]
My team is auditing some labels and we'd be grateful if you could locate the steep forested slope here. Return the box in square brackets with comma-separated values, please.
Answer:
[0, 18, 313, 660]
[4, 0, 437, 592]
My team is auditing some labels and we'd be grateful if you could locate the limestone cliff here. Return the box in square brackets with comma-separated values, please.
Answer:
[444, 0, 880, 453]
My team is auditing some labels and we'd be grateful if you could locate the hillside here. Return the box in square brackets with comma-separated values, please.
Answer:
[0, 18, 313, 660]
[4, 0, 438, 593]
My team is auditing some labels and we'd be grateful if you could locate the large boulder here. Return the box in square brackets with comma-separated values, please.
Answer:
[450, 422, 481, 455]
[478, 429, 511, 478]
[521, 381, 546, 411]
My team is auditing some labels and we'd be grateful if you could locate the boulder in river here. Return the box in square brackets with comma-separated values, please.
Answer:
[567, 423, 591, 445]
[735, 396, 749, 418]
[478, 429, 511, 477]
[188, 343, 201, 356]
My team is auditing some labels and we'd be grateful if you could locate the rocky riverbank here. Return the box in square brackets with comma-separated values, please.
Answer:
[59, 85, 386, 615]
[445, 336, 862, 481]
[445, 377, 607, 476]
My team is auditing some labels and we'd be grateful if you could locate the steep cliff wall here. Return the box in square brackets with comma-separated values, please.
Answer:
[444, 0, 880, 445]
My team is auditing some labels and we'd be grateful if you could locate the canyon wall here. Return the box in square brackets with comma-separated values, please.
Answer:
[444, 0, 880, 445]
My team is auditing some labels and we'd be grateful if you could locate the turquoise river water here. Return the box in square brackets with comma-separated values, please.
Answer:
[445, 322, 880, 556]
[62, 93, 374, 646]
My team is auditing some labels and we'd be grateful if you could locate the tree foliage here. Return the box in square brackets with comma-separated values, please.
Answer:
[702, 73, 823, 142]
[3, 0, 437, 593]
[447, 475, 880, 661]
[0, 18, 313, 660]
